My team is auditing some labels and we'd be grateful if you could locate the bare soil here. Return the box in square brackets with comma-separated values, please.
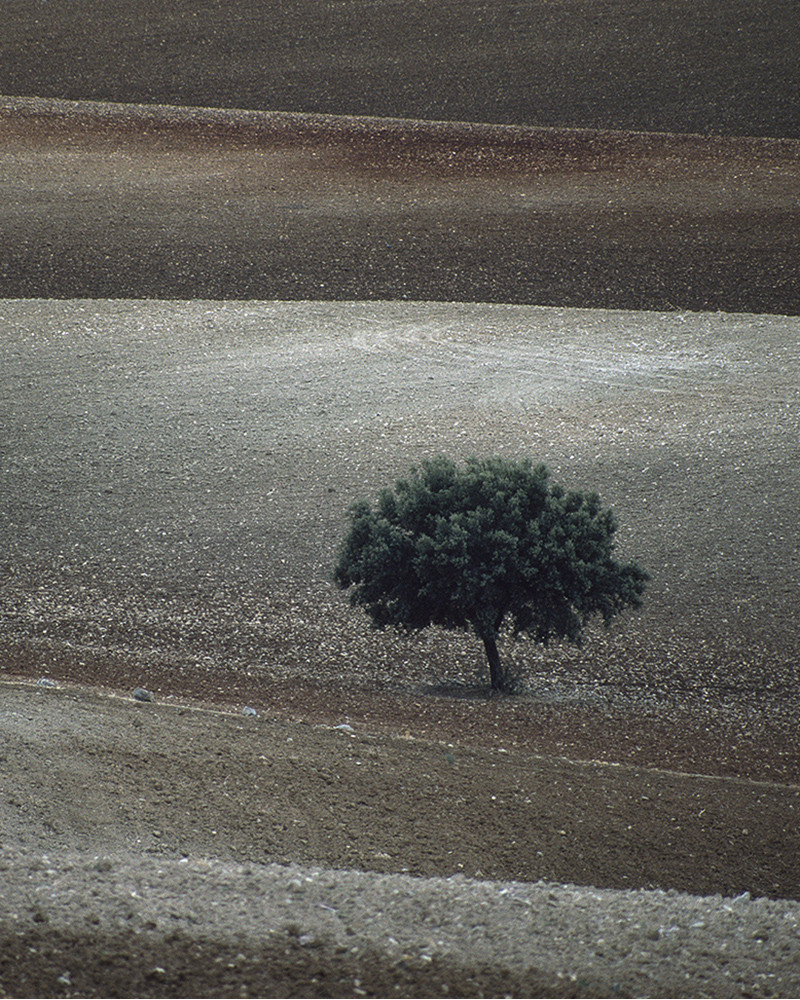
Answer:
[1, 0, 798, 138]
[1, 295, 799, 997]
[1, 97, 799, 314]
[1, 6, 799, 992]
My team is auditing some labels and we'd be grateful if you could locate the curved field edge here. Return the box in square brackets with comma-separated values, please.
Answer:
[1, 0, 798, 138]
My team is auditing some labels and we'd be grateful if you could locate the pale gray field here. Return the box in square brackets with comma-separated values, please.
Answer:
[2, 300, 799, 997]
[2, 299, 798, 712]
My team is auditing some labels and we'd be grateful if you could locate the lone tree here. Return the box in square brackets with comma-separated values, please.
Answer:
[334, 456, 648, 692]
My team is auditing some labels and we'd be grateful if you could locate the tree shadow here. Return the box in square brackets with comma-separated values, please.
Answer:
[417, 679, 518, 700]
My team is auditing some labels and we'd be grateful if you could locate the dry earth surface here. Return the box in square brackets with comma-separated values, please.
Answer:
[1, 2, 800, 994]
[1, 0, 798, 138]
[1, 298, 799, 997]
[1, 97, 799, 314]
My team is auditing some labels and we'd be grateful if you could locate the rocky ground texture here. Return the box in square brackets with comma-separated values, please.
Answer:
[2, 295, 799, 997]
[0, 674, 799, 999]
[2, 2, 800, 994]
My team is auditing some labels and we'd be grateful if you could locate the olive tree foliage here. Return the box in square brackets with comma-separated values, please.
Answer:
[334, 456, 649, 692]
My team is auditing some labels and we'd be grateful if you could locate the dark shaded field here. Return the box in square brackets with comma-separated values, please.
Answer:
[1, 97, 799, 312]
[2, 0, 799, 138]
[2, 0, 799, 312]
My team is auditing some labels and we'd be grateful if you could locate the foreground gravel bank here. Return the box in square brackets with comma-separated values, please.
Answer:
[2, 848, 798, 999]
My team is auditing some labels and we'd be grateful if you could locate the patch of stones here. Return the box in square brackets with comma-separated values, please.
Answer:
[1, 847, 798, 999]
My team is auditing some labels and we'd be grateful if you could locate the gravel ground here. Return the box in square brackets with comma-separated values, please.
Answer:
[1, 300, 799, 997]
[3, 845, 800, 999]
[2, 10, 799, 987]
[2, 299, 798, 714]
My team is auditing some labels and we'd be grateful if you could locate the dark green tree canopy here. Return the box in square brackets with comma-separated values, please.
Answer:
[334, 456, 649, 691]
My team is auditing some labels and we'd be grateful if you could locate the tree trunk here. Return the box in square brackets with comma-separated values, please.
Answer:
[483, 635, 506, 692]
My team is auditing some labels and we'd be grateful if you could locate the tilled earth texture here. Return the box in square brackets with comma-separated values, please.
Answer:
[1, 300, 799, 998]
[2, 2, 800, 997]
[1, 0, 799, 138]
[1, 97, 799, 314]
